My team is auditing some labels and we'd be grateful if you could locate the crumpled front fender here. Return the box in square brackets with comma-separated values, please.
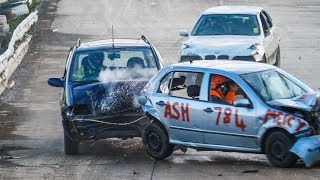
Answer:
[290, 135, 320, 168]
[142, 104, 160, 121]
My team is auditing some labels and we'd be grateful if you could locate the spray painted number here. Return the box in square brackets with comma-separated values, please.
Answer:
[164, 101, 190, 122]
[214, 107, 246, 132]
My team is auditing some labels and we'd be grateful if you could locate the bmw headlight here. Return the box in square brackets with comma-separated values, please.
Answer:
[249, 43, 262, 55]
[182, 41, 192, 49]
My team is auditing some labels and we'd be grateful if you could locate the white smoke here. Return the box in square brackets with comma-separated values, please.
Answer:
[98, 66, 158, 83]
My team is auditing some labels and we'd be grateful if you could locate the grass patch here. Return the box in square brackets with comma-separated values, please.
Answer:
[28, 0, 38, 12]
[0, 32, 12, 53]
[27, 23, 36, 36]
[8, 0, 38, 33]
[1, 0, 38, 52]
[8, 15, 28, 33]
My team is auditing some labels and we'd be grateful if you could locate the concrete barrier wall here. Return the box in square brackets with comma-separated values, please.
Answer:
[0, 10, 38, 95]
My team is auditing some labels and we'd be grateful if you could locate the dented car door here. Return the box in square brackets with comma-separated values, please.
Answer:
[202, 73, 259, 150]
[164, 71, 205, 144]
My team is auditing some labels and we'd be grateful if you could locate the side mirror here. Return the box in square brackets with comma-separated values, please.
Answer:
[264, 29, 270, 36]
[48, 78, 63, 87]
[138, 95, 148, 106]
[179, 30, 189, 37]
[233, 98, 251, 108]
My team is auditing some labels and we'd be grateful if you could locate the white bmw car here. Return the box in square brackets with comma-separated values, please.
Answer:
[179, 6, 281, 66]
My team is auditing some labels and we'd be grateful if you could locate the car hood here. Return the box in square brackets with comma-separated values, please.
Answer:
[267, 93, 320, 112]
[72, 80, 148, 115]
[184, 35, 262, 52]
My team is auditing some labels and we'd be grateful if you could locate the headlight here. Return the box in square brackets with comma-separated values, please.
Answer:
[248, 43, 262, 50]
[250, 50, 258, 55]
[182, 41, 191, 49]
[249, 43, 263, 57]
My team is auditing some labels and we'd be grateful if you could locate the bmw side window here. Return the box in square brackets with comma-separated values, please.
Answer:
[263, 11, 273, 28]
[260, 13, 269, 31]
[170, 72, 204, 100]
[260, 12, 272, 30]
[158, 72, 173, 94]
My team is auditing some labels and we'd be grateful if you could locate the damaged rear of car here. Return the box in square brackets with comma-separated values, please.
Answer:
[48, 36, 163, 155]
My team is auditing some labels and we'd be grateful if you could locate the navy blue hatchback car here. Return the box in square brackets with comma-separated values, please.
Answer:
[48, 36, 163, 155]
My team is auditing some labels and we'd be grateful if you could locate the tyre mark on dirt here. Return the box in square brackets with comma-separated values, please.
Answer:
[150, 160, 157, 180]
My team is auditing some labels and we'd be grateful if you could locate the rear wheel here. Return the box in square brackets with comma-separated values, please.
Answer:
[142, 122, 174, 160]
[274, 46, 281, 67]
[64, 131, 79, 155]
[265, 131, 297, 168]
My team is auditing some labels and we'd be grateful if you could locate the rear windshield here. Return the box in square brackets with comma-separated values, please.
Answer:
[191, 14, 260, 36]
[71, 48, 158, 83]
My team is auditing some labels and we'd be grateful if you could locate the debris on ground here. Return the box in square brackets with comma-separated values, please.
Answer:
[242, 169, 259, 173]
[7, 80, 15, 89]
[0, 156, 20, 160]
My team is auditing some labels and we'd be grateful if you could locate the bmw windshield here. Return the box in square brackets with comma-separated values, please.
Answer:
[70, 48, 158, 84]
[191, 14, 260, 36]
[241, 69, 313, 102]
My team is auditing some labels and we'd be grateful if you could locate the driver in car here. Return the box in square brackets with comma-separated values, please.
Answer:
[74, 52, 106, 81]
[201, 17, 225, 35]
[210, 75, 239, 104]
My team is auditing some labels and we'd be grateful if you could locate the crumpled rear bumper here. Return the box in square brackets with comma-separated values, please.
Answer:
[290, 135, 320, 168]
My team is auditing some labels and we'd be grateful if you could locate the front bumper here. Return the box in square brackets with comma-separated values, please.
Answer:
[180, 54, 262, 62]
[62, 112, 148, 141]
[290, 135, 320, 168]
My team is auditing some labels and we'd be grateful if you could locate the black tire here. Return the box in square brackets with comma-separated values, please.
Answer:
[265, 131, 298, 168]
[274, 46, 281, 67]
[142, 122, 174, 160]
[64, 131, 78, 155]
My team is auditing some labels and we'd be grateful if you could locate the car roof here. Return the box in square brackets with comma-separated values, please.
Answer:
[76, 38, 150, 51]
[203, 6, 263, 15]
[169, 60, 276, 75]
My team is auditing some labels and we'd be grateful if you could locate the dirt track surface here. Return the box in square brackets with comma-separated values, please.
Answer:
[1, 0, 320, 179]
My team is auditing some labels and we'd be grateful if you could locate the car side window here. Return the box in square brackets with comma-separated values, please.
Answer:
[260, 11, 272, 31]
[63, 48, 73, 79]
[208, 74, 249, 106]
[260, 13, 269, 31]
[263, 11, 273, 28]
[170, 72, 204, 100]
[152, 46, 164, 67]
[158, 72, 173, 95]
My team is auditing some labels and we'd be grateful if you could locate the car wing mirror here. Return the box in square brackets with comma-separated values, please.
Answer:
[48, 78, 63, 87]
[179, 30, 189, 37]
[233, 98, 251, 108]
[138, 95, 148, 106]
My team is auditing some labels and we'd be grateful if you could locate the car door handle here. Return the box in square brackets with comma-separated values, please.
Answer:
[156, 101, 165, 107]
[203, 108, 213, 113]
